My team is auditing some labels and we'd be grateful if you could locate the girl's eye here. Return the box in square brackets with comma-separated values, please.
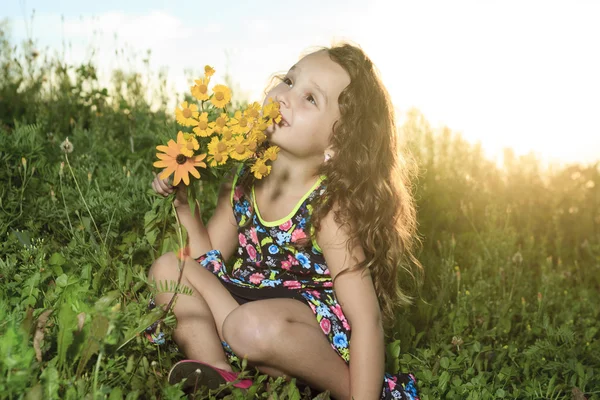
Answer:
[306, 95, 316, 106]
[283, 77, 293, 87]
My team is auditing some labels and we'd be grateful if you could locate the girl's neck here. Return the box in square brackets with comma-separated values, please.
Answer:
[257, 150, 322, 196]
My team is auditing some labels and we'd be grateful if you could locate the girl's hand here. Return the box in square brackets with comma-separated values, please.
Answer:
[151, 172, 188, 208]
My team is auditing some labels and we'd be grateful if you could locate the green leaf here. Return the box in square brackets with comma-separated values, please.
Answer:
[438, 371, 450, 392]
[49, 252, 66, 266]
[440, 357, 450, 369]
[76, 315, 109, 377]
[55, 274, 68, 288]
[56, 302, 77, 372]
[41, 366, 60, 400]
[94, 290, 121, 311]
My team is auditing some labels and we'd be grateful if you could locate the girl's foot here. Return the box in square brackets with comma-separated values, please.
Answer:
[168, 360, 253, 393]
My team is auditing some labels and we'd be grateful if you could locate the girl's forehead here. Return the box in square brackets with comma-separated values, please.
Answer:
[291, 53, 350, 94]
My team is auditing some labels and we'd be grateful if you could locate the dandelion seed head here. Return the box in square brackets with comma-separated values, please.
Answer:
[60, 137, 74, 153]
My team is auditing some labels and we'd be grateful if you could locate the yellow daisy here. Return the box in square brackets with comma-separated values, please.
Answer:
[153, 131, 207, 186]
[251, 158, 271, 179]
[210, 84, 232, 109]
[262, 98, 282, 125]
[229, 110, 252, 135]
[175, 101, 199, 127]
[207, 136, 230, 167]
[221, 126, 234, 141]
[249, 127, 267, 145]
[204, 65, 215, 77]
[244, 102, 261, 121]
[180, 132, 199, 157]
[191, 77, 210, 101]
[209, 113, 229, 134]
[193, 112, 214, 137]
[229, 135, 253, 161]
[263, 146, 280, 161]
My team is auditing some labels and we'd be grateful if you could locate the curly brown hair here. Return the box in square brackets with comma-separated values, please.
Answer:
[312, 43, 423, 329]
[240, 43, 423, 329]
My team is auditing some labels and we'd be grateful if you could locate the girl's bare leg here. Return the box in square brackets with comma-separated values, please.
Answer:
[222, 299, 351, 399]
[148, 252, 239, 371]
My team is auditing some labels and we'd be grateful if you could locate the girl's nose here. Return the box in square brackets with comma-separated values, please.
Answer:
[275, 91, 290, 108]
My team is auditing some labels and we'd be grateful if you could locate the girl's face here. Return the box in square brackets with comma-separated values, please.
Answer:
[265, 51, 350, 159]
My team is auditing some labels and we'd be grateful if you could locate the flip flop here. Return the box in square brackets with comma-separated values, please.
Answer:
[168, 359, 253, 393]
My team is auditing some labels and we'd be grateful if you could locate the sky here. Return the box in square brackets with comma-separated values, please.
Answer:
[3, 0, 599, 165]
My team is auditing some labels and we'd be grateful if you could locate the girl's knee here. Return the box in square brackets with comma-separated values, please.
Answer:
[148, 252, 179, 281]
[223, 306, 286, 362]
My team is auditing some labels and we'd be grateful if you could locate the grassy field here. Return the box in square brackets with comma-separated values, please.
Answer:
[1, 24, 599, 399]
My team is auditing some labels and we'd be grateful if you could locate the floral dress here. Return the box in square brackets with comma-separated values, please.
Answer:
[190, 166, 420, 400]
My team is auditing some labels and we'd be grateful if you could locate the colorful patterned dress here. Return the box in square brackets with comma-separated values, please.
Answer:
[190, 166, 420, 400]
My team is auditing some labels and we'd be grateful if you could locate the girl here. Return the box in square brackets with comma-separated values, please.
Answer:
[149, 43, 421, 399]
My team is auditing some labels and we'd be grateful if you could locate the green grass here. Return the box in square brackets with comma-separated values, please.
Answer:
[0, 22, 599, 399]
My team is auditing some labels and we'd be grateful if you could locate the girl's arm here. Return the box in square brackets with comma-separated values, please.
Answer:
[173, 177, 239, 261]
[317, 208, 385, 400]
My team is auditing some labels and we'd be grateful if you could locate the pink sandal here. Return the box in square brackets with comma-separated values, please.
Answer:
[168, 359, 253, 392]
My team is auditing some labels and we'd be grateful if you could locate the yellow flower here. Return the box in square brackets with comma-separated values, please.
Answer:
[175, 101, 199, 127]
[204, 65, 215, 77]
[193, 112, 214, 137]
[210, 84, 232, 109]
[263, 146, 280, 161]
[153, 131, 207, 185]
[180, 132, 199, 157]
[221, 126, 234, 140]
[191, 77, 210, 101]
[207, 136, 230, 167]
[209, 113, 229, 134]
[262, 97, 282, 125]
[244, 102, 261, 121]
[229, 135, 253, 161]
[251, 158, 271, 179]
[229, 110, 252, 135]
[249, 127, 267, 145]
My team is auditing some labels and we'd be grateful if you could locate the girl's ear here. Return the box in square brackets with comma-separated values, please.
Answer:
[324, 146, 335, 162]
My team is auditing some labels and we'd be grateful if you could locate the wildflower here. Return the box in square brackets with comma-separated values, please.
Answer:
[204, 65, 215, 77]
[209, 113, 229, 134]
[191, 77, 210, 101]
[537, 292, 543, 302]
[87, 172, 92, 183]
[451, 336, 464, 351]
[154, 131, 207, 185]
[193, 112, 214, 137]
[210, 84, 232, 109]
[207, 136, 230, 167]
[512, 251, 523, 265]
[60, 137, 74, 153]
[175, 101, 199, 127]
[229, 136, 253, 161]
[60, 162, 64, 176]
[465, 290, 470, 296]
[244, 102, 261, 120]
[249, 127, 267, 145]
[21, 157, 27, 169]
[180, 132, 199, 157]
[229, 110, 252, 135]
[251, 158, 271, 179]
[262, 98, 282, 125]
[263, 146, 279, 162]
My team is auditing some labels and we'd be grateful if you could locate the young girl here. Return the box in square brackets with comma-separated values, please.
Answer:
[149, 43, 421, 400]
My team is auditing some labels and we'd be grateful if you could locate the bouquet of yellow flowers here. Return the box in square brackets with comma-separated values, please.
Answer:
[153, 65, 281, 193]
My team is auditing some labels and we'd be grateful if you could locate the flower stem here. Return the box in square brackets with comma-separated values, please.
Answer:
[58, 166, 75, 238]
[64, 154, 105, 248]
